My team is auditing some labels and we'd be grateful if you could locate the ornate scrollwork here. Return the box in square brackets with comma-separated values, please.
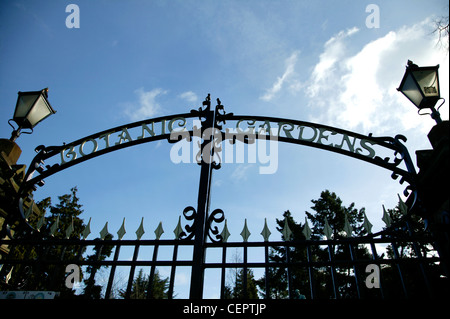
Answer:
[206, 208, 225, 243]
[178, 206, 197, 240]
[369, 133, 419, 209]
[215, 98, 233, 129]
[190, 94, 211, 118]
[195, 126, 223, 167]
[177, 206, 226, 242]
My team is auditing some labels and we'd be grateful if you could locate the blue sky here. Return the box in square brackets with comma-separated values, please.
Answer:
[1, 0, 449, 297]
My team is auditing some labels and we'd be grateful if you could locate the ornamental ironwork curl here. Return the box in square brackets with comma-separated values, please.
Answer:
[178, 206, 197, 240]
[206, 208, 225, 243]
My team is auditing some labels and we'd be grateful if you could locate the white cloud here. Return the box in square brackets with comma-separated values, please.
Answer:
[179, 91, 198, 103]
[124, 88, 168, 121]
[260, 51, 300, 101]
[305, 20, 449, 134]
[336, 31, 396, 130]
[231, 164, 252, 181]
[306, 27, 359, 98]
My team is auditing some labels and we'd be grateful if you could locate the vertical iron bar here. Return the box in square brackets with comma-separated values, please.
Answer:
[32, 243, 52, 288]
[405, 220, 434, 298]
[146, 243, 160, 299]
[286, 245, 293, 299]
[220, 245, 227, 299]
[306, 244, 315, 299]
[327, 244, 338, 299]
[189, 149, 210, 299]
[85, 242, 104, 298]
[105, 244, 121, 299]
[348, 242, 362, 298]
[49, 244, 68, 290]
[264, 245, 270, 300]
[125, 243, 140, 299]
[243, 245, 248, 299]
[391, 240, 408, 298]
[168, 243, 179, 299]
[190, 105, 215, 299]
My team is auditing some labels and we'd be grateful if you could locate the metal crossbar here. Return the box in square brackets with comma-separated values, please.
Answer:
[0, 231, 444, 299]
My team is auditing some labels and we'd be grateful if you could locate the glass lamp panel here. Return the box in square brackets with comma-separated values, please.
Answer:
[400, 72, 423, 108]
[13, 94, 39, 119]
[25, 95, 53, 127]
[412, 69, 439, 97]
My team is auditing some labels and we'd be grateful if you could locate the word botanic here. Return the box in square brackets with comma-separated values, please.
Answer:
[58, 116, 383, 176]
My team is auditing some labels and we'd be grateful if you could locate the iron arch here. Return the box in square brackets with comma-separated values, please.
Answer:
[16, 98, 418, 231]
[7, 96, 426, 300]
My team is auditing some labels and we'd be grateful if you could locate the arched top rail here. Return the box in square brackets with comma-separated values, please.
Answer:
[20, 103, 417, 201]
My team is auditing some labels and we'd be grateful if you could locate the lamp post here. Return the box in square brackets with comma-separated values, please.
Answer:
[397, 60, 442, 124]
[8, 88, 56, 142]
[398, 61, 449, 278]
[0, 88, 56, 244]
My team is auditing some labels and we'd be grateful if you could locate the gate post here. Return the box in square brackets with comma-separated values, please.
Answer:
[189, 96, 216, 299]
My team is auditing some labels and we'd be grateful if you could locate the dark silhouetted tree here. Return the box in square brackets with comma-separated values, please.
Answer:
[119, 269, 169, 299]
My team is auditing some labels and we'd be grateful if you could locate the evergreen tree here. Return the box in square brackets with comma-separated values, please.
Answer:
[382, 201, 429, 258]
[306, 190, 371, 298]
[233, 269, 259, 299]
[255, 262, 289, 299]
[226, 269, 259, 299]
[305, 190, 367, 239]
[1, 187, 113, 298]
[258, 210, 310, 299]
[41, 187, 85, 239]
[257, 191, 371, 299]
[82, 233, 114, 299]
[224, 250, 259, 299]
[379, 200, 445, 298]
[118, 269, 169, 299]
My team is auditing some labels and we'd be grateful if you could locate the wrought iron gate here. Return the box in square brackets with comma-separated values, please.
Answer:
[0, 95, 448, 299]
[0, 212, 446, 299]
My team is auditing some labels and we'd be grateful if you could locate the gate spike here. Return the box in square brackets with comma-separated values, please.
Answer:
[343, 213, 352, 237]
[50, 215, 60, 237]
[397, 194, 408, 215]
[240, 219, 251, 242]
[65, 216, 74, 239]
[303, 217, 312, 240]
[382, 205, 392, 228]
[154, 222, 164, 240]
[363, 212, 373, 234]
[24, 200, 34, 221]
[36, 215, 45, 232]
[136, 217, 145, 240]
[82, 217, 91, 239]
[323, 217, 332, 240]
[100, 222, 110, 240]
[282, 217, 292, 241]
[260, 218, 271, 242]
[221, 219, 231, 243]
[117, 218, 126, 240]
[174, 216, 184, 240]
[5, 267, 13, 284]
